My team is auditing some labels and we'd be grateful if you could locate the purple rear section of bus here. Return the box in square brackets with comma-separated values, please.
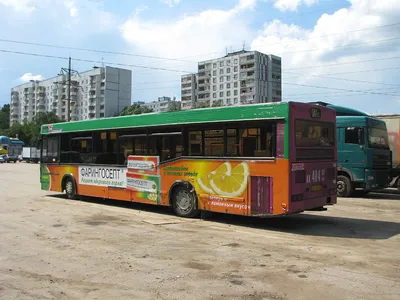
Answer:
[288, 102, 337, 213]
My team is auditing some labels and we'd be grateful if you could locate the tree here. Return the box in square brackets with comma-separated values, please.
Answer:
[168, 101, 181, 112]
[29, 112, 63, 145]
[0, 104, 10, 130]
[120, 104, 153, 116]
[212, 100, 223, 107]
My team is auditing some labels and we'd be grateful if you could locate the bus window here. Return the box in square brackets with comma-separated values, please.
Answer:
[71, 134, 93, 163]
[205, 129, 224, 156]
[118, 132, 147, 164]
[93, 132, 118, 165]
[239, 126, 275, 157]
[42, 136, 59, 163]
[60, 134, 71, 163]
[189, 131, 203, 155]
[227, 129, 239, 156]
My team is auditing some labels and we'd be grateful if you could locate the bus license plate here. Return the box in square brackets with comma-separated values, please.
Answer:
[311, 185, 322, 192]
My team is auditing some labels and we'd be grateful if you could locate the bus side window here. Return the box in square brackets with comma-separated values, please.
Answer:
[71, 134, 92, 164]
[239, 125, 275, 157]
[60, 134, 71, 163]
[42, 135, 59, 163]
[227, 129, 239, 156]
[189, 131, 203, 156]
[204, 129, 224, 156]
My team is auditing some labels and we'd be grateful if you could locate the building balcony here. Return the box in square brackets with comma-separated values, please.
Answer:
[89, 113, 96, 119]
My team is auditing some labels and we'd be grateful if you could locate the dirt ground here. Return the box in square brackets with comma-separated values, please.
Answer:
[0, 163, 399, 300]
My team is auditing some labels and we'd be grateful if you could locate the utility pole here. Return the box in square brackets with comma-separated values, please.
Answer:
[54, 57, 79, 122]
[67, 57, 71, 122]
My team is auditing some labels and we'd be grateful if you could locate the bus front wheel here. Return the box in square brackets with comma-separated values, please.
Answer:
[64, 178, 78, 200]
[172, 186, 199, 218]
[337, 175, 353, 197]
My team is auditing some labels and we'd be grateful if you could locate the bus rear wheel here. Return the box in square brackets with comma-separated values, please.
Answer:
[64, 178, 78, 200]
[337, 175, 353, 197]
[172, 186, 199, 218]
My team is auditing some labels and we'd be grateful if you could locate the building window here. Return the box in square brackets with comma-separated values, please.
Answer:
[219, 92, 223, 97]
[213, 70, 217, 76]
[234, 66, 238, 72]
[100, 113, 104, 117]
[220, 61, 224, 67]
[220, 69, 224, 75]
[227, 67, 231, 73]
[227, 98, 231, 105]
[227, 91, 231, 97]
[220, 76, 224, 82]
[213, 78, 217, 83]
[213, 85, 217, 91]
[213, 63, 217, 68]
[213, 93, 217, 98]
[227, 60, 231, 66]
[234, 90, 238, 96]
[220, 84, 223, 89]
[227, 76, 231, 81]
[227, 83, 231, 89]
[234, 98, 238, 104]
[234, 74, 238, 80]
[234, 58, 238, 65]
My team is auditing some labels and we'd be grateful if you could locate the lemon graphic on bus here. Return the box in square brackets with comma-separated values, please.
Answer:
[197, 162, 249, 197]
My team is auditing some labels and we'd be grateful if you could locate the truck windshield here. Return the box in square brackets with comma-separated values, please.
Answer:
[295, 120, 335, 147]
[368, 127, 389, 149]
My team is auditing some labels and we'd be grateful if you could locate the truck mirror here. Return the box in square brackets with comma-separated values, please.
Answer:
[358, 128, 364, 145]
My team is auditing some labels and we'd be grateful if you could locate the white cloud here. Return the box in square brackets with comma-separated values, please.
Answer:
[251, 0, 400, 111]
[19, 73, 44, 82]
[121, 0, 256, 60]
[161, 0, 181, 8]
[271, 0, 319, 12]
[0, 0, 36, 13]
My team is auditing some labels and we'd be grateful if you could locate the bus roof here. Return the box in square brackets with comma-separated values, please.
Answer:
[309, 101, 368, 116]
[41, 102, 291, 135]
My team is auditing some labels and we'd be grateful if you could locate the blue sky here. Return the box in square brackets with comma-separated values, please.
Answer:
[0, 0, 399, 114]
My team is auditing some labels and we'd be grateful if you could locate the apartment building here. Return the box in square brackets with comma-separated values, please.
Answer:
[143, 96, 181, 113]
[180, 50, 281, 110]
[10, 66, 131, 124]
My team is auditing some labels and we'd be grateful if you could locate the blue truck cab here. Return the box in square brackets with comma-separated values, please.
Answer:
[312, 102, 391, 197]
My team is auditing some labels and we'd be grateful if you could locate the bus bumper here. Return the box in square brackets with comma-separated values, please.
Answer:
[289, 194, 337, 214]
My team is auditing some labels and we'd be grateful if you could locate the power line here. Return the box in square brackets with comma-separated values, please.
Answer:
[285, 71, 400, 87]
[325, 66, 400, 75]
[0, 49, 192, 73]
[279, 36, 400, 55]
[284, 56, 400, 70]
[0, 39, 196, 63]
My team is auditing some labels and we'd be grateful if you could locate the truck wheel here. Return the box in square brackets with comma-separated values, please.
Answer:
[337, 175, 354, 197]
[171, 186, 199, 218]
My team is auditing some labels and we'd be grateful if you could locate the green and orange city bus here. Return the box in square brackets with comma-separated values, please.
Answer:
[40, 101, 337, 218]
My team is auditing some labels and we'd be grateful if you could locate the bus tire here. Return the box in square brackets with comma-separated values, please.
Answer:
[171, 186, 199, 218]
[64, 178, 78, 200]
[337, 175, 353, 197]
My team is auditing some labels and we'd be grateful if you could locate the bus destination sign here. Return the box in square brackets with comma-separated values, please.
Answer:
[310, 107, 321, 119]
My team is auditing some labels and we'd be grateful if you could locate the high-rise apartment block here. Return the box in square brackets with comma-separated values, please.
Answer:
[10, 66, 131, 124]
[181, 50, 281, 110]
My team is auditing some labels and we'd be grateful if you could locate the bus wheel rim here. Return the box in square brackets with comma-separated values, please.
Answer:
[66, 181, 73, 195]
[176, 190, 192, 212]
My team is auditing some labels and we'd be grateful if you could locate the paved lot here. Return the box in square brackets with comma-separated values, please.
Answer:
[0, 163, 399, 300]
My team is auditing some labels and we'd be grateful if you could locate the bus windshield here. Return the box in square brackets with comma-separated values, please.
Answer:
[368, 127, 389, 149]
[295, 120, 335, 147]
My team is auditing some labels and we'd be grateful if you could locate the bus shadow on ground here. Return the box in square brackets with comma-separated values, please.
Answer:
[48, 194, 400, 240]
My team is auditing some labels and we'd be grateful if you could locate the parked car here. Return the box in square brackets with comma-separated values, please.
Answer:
[0, 154, 8, 163]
